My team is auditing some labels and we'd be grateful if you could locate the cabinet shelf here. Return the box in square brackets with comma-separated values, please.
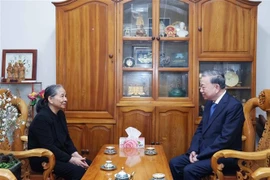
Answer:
[123, 68, 153, 71]
[226, 87, 252, 90]
[123, 37, 152, 41]
[158, 68, 189, 71]
[0, 82, 41, 85]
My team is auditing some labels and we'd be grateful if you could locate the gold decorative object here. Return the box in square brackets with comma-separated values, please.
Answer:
[128, 85, 145, 96]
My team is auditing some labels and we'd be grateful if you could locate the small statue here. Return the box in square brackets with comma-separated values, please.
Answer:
[136, 24, 147, 37]
[176, 22, 188, 37]
[124, 27, 131, 36]
[160, 21, 165, 37]
[6, 63, 13, 82]
[134, 13, 147, 37]
[18, 62, 25, 82]
[135, 13, 144, 27]
[12, 62, 19, 81]
[165, 25, 176, 37]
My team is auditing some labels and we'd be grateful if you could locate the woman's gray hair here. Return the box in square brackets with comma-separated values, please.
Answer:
[36, 84, 64, 113]
[201, 70, 226, 89]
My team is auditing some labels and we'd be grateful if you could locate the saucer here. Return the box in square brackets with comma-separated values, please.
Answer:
[104, 149, 117, 155]
[145, 150, 157, 156]
[100, 164, 117, 171]
[151, 173, 165, 180]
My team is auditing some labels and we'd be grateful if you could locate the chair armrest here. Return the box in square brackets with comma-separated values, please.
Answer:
[251, 167, 270, 180]
[20, 135, 28, 142]
[211, 149, 270, 179]
[0, 148, 55, 180]
[0, 169, 17, 180]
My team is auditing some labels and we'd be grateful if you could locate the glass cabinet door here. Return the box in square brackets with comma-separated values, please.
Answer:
[123, 0, 152, 38]
[121, 0, 190, 99]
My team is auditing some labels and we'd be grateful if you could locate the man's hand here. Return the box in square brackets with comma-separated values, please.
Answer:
[189, 151, 199, 163]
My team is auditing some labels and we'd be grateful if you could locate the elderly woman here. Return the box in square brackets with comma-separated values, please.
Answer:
[28, 84, 91, 180]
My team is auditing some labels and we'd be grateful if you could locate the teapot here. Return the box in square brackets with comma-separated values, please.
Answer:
[114, 167, 135, 180]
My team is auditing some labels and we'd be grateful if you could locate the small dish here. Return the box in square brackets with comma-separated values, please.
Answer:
[100, 164, 117, 171]
[104, 149, 117, 155]
[145, 150, 157, 156]
[151, 173, 165, 180]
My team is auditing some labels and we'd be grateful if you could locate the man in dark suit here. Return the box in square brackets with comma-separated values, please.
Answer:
[169, 70, 244, 180]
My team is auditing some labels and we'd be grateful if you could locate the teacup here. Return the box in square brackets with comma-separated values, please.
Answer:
[104, 160, 114, 168]
[146, 147, 156, 154]
[105, 146, 115, 154]
[152, 173, 165, 180]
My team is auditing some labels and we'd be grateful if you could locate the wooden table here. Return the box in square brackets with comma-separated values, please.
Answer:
[82, 144, 173, 180]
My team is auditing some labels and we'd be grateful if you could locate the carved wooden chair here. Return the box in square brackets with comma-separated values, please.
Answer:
[0, 168, 17, 180]
[0, 89, 55, 180]
[211, 89, 270, 180]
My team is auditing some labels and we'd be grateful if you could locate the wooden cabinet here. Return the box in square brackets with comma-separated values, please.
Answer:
[54, 0, 260, 162]
[118, 107, 155, 145]
[118, 106, 193, 161]
[197, 0, 259, 58]
[155, 107, 193, 160]
[53, 0, 116, 159]
[116, 0, 195, 160]
[68, 123, 114, 160]
[53, 0, 115, 119]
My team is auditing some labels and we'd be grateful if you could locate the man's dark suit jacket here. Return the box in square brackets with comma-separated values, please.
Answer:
[188, 92, 244, 160]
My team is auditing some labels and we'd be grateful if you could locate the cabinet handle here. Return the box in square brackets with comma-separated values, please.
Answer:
[155, 142, 160, 145]
[109, 54, 113, 58]
[81, 149, 85, 155]
[151, 36, 155, 40]
[156, 36, 160, 41]
[198, 27, 202, 32]
[151, 142, 155, 145]
[85, 149, 89, 154]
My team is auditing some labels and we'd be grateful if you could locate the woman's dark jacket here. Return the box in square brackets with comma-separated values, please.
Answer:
[28, 106, 77, 168]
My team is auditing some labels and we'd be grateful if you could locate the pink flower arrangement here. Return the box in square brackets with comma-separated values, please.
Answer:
[122, 138, 139, 148]
[27, 90, 45, 106]
[122, 147, 139, 156]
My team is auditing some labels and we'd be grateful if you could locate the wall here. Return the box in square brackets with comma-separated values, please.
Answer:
[257, 0, 270, 93]
[0, 0, 270, 97]
[0, 0, 61, 88]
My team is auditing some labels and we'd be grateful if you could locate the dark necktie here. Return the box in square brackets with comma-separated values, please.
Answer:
[210, 103, 217, 117]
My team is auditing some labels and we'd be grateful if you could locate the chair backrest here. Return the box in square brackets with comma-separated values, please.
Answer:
[211, 89, 270, 180]
[242, 89, 270, 152]
[0, 88, 28, 151]
[0, 89, 56, 180]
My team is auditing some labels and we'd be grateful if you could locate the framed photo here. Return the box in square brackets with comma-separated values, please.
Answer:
[1, 49, 37, 80]
[148, 18, 170, 36]
[133, 47, 152, 66]
[170, 52, 188, 67]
